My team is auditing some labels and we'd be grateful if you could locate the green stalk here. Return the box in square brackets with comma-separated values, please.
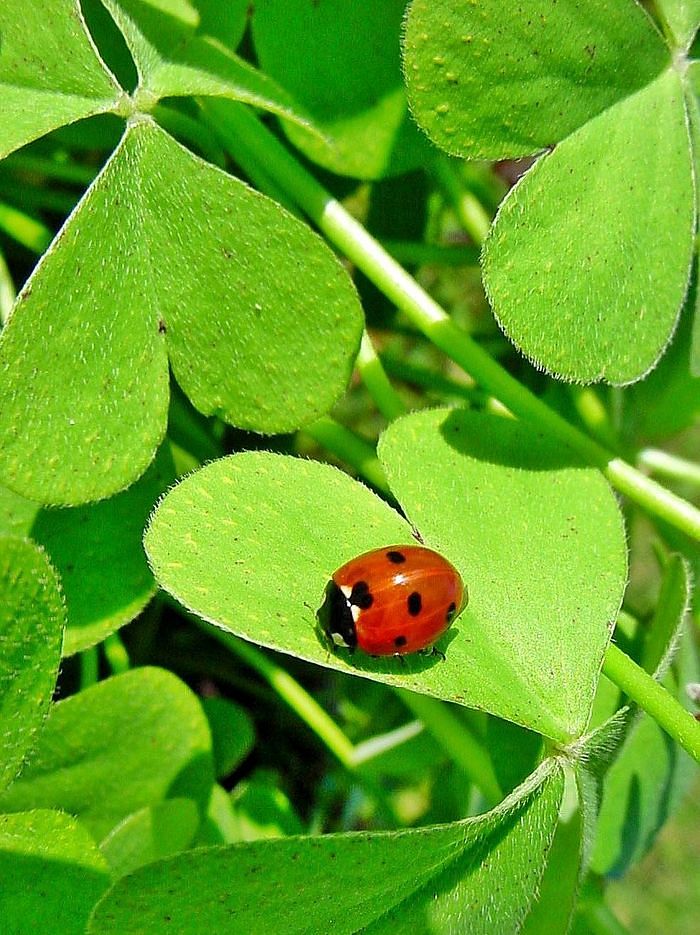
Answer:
[397, 689, 502, 806]
[2, 153, 97, 186]
[201, 101, 700, 543]
[602, 642, 700, 763]
[0, 250, 15, 325]
[638, 448, 700, 488]
[432, 155, 491, 245]
[103, 632, 130, 675]
[79, 646, 99, 690]
[194, 618, 399, 822]
[0, 202, 52, 253]
[356, 330, 407, 421]
[301, 416, 392, 495]
[380, 239, 480, 267]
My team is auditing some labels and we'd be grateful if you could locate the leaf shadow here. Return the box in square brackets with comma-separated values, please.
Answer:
[437, 407, 587, 471]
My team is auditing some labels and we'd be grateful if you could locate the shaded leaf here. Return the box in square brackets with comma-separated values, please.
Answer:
[0, 0, 121, 159]
[0, 667, 214, 839]
[252, 0, 432, 179]
[0, 810, 110, 935]
[201, 696, 255, 779]
[590, 627, 699, 877]
[100, 799, 200, 878]
[230, 770, 304, 842]
[0, 445, 175, 655]
[0, 537, 64, 791]
[482, 68, 694, 384]
[403, 0, 668, 159]
[89, 762, 563, 935]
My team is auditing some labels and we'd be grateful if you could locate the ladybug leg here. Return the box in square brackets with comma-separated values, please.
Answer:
[420, 645, 446, 661]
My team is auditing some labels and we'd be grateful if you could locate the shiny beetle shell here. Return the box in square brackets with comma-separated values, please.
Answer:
[323, 545, 466, 656]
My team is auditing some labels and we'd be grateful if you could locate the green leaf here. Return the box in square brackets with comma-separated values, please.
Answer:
[100, 799, 200, 878]
[88, 761, 563, 935]
[521, 800, 583, 935]
[0, 810, 110, 935]
[0, 667, 214, 840]
[0, 0, 121, 160]
[379, 408, 627, 740]
[229, 770, 304, 841]
[201, 696, 255, 779]
[101, 0, 314, 131]
[403, 0, 669, 159]
[0, 445, 175, 655]
[0, 537, 64, 791]
[251, 0, 432, 179]
[656, 0, 700, 46]
[0, 119, 362, 504]
[145, 409, 627, 742]
[482, 68, 695, 384]
[193, 0, 249, 49]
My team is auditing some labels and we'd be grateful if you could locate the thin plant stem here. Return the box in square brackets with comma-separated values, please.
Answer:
[637, 448, 700, 488]
[200, 101, 700, 543]
[569, 385, 621, 453]
[2, 153, 97, 186]
[356, 330, 407, 421]
[79, 646, 99, 690]
[397, 688, 502, 806]
[301, 416, 392, 495]
[602, 642, 700, 764]
[103, 632, 130, 675]
[0, 250, 15, 325]
[432, 155, 491, 245]
[0, 202, 52, 253]
[189, 614, 400, 823]
[380, 239, 480, 267]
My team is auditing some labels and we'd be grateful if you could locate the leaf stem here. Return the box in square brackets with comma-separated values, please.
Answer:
[0, 250, 15, 325]
[397, 688, 502, 806]
[79, 646, 99, 690]
[431, 155, 491, 245]
[201, 101, 700, 543]
[0, 202, 52, 254]
[103, 632, 130, 675]
[637, 448, 700, 488]
[191, 617, 400, 822]
[602, 641, 700, 763]
[356, 330, 407, 421]
[300, 416, 392, 495]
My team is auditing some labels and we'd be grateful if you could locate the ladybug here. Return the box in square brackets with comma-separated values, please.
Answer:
[322, 545, 466, 657]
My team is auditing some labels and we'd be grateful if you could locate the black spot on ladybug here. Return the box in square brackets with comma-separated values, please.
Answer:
[350, 580, 373, 609]
[407, 592, 422, 616]
[386, 550, 406, 564]
[394, 635, 407, 648]
[446, 601, 457, 621]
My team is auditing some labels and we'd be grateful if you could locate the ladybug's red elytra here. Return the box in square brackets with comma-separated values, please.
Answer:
[323, 545, 466, 657]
